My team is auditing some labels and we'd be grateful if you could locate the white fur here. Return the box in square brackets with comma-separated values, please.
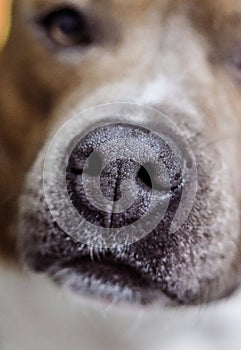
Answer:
[1, 265, 241, 350]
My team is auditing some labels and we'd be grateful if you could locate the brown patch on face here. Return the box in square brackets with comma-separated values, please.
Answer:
[185, 0, 240, 60]
[0, 0, 240, 307]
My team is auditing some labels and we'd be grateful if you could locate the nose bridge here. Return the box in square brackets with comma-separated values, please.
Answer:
[113, 17, 188, 93]
[54, 16, 204, 134]
[121, 23, 162, 73]
[120, 13, 204, 82]
[94, 16, 208, 114]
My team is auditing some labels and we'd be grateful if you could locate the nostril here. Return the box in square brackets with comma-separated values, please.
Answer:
[137, 162, 183, 193]
[137, 165, 153, 189]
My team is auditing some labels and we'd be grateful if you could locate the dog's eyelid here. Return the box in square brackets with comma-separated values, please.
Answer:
[35, 3, 86, 22]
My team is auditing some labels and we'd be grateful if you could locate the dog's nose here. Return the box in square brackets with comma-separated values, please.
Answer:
[66, 123, 184, 231]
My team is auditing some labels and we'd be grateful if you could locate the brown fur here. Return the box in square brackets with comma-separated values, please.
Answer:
[0, 0, 240, 305]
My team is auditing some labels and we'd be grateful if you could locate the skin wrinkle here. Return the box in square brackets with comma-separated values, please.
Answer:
[0, 0, 241, 306]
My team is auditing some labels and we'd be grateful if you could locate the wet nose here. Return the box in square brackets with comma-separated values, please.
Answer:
[66, 123, 184, 230]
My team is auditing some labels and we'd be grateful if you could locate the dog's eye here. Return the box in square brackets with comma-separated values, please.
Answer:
[233, 52, 241, 74]
[40, 8, 92, 47]
[228, 48, 241, 82]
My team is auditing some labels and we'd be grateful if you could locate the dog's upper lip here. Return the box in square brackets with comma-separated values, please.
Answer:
[46, 254, 163, 304]
[52, 255, 150, 285]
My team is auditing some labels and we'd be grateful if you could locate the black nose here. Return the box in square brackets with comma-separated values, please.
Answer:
[66, 123, 184, 231]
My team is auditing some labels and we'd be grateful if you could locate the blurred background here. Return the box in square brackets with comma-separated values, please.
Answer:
[0, 0, 11, 47]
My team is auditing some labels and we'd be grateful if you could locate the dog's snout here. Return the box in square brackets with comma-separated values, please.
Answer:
[10, 0, 241, 309]
[66, 123, 184, 229]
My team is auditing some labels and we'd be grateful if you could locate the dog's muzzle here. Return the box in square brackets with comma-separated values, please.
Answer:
[19, 104, 203, 305]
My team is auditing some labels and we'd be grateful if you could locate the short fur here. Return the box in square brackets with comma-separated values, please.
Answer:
[0, 0, 241, 308]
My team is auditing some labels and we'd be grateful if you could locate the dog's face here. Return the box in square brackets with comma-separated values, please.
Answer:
[0, 0, 241, 307]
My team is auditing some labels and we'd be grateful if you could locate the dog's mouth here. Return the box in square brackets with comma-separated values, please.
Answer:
[46, 255, 163, 305]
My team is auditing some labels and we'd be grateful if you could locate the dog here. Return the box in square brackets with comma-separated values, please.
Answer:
[0, 0, 241, 349]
